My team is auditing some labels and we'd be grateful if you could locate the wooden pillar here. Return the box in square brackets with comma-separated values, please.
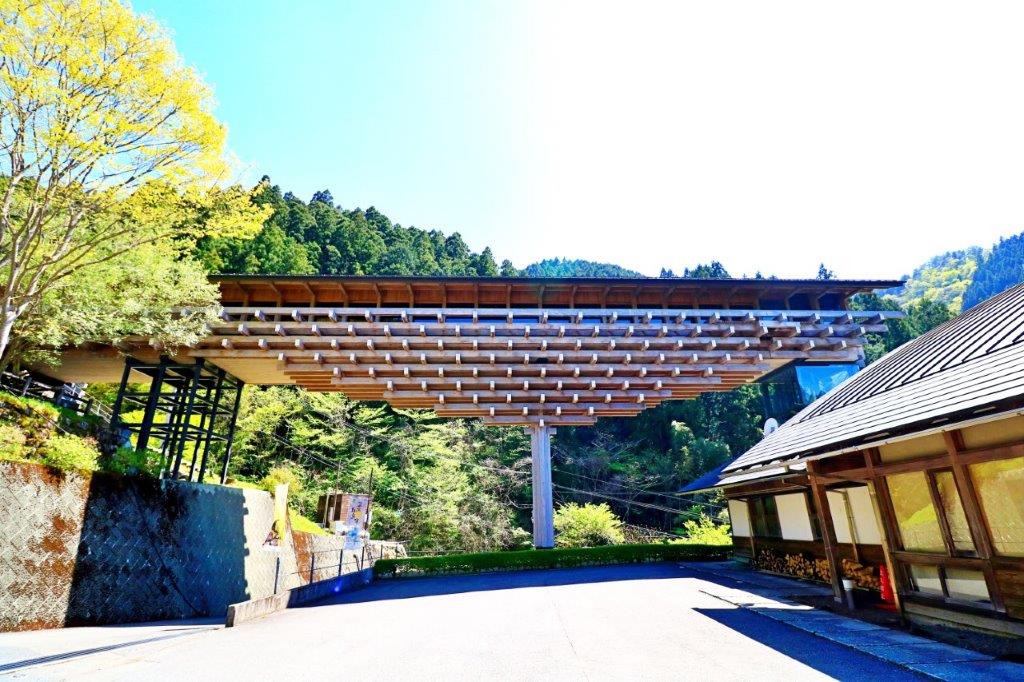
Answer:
[943, 431, 995, 559]
[864, 449, 903, 612]
[530, 425, 555, 548]
[744, 498, 758, 564]
[807, 460, 845, 603]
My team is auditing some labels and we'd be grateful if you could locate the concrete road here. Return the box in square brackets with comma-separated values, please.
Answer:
[0, 563, 926, 681]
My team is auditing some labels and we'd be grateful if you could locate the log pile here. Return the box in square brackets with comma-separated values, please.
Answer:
[752, 548, 880, 591]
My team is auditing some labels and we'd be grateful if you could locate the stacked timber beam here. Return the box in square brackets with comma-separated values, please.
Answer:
[190, 305, 893, 427]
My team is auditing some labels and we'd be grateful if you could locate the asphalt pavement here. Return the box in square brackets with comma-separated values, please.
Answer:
[0, 562, 944, 681]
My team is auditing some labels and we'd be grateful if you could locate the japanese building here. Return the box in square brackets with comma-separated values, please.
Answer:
[691, 283, 1024, 637]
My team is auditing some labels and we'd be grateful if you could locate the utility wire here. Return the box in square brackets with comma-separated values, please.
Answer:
[550, 466, 727, 512]
[552, 484, 719, 521]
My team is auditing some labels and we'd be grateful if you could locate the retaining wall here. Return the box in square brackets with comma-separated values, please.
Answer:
[0, 461, 396, 631]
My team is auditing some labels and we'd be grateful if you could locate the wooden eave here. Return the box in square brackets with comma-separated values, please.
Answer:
[213, 275, 901, 311]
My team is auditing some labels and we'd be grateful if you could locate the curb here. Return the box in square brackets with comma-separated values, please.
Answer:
[225, 567, 373, 627]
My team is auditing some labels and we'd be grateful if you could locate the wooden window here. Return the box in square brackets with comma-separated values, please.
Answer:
[887, 469, 978, 557]
[944, 568, 991, 604]
[907, 564, 943, 596]
[933, 470, 976, 556]
[969, 456, 1024, 557]
[887, 472, 945, 553]
[750, 496, 782, 539]
[905, 563, 992, 608]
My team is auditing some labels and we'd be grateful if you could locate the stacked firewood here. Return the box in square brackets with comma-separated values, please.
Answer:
[841, 559, 881, 590]
[751, 548, 881, 591]
[754, 549, 819, 581]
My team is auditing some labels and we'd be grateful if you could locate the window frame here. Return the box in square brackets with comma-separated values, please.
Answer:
[887, 469, 977, 558]
[749, 495, 782, 539]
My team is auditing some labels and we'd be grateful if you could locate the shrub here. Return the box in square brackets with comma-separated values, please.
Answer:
[0, 423, 28, 462]
[554, 502, 625, 548]
[41, 434, 100, 472]
[0, 391, 57, 452]
[675, 513, 732, 546]
[373, 543, 731, 578]
[369, 505, 402, 540]
[261, 465, 302, 495]
[105, 446, 163, 477]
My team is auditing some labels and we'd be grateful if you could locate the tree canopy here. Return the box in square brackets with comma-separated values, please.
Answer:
[0, 0, 267, 367]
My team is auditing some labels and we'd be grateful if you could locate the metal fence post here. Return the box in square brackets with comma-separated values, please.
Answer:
[338, 549, 344, 577]
[273, 555, 281, 594]
[310, 553, 316, 583]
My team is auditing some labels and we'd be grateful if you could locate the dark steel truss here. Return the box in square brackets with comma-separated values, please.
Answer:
[107, 357, 244, 484]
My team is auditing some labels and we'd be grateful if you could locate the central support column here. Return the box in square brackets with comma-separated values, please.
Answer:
[530, 425, 555, 549]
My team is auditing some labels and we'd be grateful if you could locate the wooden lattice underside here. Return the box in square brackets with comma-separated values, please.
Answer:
[182, 305, 897, 427]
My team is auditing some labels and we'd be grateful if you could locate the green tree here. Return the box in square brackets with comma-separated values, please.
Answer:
[0, 0, 266, 364]
[11, 241, 219, 369]
[683, 261, 730, 278]
[554, 503, 625, 548]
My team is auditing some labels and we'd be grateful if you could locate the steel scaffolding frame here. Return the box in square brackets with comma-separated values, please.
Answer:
[107, 357, 244, 483]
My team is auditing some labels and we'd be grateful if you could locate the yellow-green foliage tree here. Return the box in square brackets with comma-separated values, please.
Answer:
[0, 0, 267, 366]
[554, 502, 625, 548]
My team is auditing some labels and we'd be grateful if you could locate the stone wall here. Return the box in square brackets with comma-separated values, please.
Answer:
[0, 461, 397, 631]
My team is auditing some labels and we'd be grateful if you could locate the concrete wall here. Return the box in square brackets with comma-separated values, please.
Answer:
[0, 461, 395, 631]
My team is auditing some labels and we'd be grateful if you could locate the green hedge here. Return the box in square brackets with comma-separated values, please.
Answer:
[373, 543, 730, 579]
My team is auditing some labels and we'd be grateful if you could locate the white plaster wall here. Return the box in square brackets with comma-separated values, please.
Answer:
[826, 490, 853, 543]
[728, 499, 751, 537]
[775, 493, 814, 541]
[827, 486, 882, 545]
[847, 485, 882, 545]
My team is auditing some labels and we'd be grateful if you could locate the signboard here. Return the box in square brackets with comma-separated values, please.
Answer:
[340, 493, 371, 551]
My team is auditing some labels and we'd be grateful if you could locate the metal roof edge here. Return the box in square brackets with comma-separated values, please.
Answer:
[722, 402, 1024, 481]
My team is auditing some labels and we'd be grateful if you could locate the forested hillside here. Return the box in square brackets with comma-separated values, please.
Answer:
[196, 182, 513, 278]
[521, 258, 643, 278]
[889, 230, 1024, 312]
[963, 233, 1024, 309]
[888, 248, 982, 313]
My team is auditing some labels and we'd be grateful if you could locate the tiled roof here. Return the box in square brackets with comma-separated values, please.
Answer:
[723, 283, 1024, 474]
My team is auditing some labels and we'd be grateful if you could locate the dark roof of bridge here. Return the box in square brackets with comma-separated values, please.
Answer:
[722, 283, 1024, 475]
[212, 275, 902, 310]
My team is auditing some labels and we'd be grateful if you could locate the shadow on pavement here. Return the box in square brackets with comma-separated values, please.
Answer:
[693, 607, 927, 681]
[298, 561, 688, 607]
[0, 624, 220, 673]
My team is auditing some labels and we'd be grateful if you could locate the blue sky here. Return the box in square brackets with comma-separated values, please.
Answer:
[136, 1, 1024, 279]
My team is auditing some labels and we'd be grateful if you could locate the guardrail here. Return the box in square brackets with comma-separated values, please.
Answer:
[0, 371, 111, 424]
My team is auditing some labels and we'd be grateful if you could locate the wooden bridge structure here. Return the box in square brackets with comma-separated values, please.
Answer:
[44, 275, 901, 547]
